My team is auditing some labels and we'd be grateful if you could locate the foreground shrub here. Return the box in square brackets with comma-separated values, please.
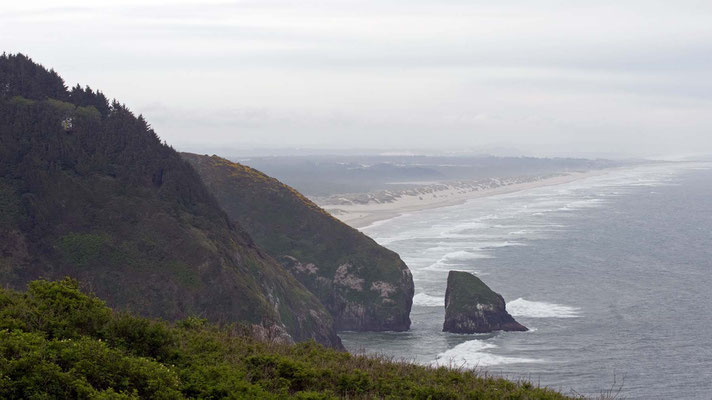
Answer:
[0, 279, 574, 399]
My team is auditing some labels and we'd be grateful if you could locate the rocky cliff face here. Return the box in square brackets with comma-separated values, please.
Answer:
[0, 53, 341, 349]
[183, 153, 414, 332]
[442, 271, 527, 334]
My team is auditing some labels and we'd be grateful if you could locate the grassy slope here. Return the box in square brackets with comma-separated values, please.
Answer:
[0, 279, 575, 400]
[0, 54, 339, 347]
[182, 153, 413, 331]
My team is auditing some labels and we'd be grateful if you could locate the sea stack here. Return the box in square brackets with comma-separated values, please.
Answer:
[443, 271, 527, 333]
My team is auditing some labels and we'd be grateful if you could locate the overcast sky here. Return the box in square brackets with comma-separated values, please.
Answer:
[2, 1, 711, 158]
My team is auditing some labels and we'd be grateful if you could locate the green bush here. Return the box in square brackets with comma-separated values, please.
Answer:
[24, 278, 111, 338]
[0, 279, 575, 399]
[104, 313, 177, 361]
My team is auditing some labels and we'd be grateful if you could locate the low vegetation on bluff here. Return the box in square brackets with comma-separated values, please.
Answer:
[0, 279, 575, 399]
[182, 153, 414, 332]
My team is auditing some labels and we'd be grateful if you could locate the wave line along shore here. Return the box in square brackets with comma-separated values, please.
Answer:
[317, 170, 613, 229]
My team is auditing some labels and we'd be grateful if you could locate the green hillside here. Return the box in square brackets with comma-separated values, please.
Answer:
[182, 153, 414, 332]
[0, 278, 574, 399]
[0, 53, 339, 347]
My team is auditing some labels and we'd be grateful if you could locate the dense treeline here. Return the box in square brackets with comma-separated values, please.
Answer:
[0, 53, 226, 228]
[0, 279, 573, 399]
[1, 53, 109, 117]
[0, 54, 237, 276]
[0, 53, 68, 102]
[0, 53, 340, 347]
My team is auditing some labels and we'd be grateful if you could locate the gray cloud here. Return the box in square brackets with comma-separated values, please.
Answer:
[2, 0, 711, 158]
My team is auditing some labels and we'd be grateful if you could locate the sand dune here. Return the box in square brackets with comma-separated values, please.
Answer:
[318, 170, 609, 229]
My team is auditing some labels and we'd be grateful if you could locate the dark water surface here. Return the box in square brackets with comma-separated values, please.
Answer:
[340, 163, 712, 399]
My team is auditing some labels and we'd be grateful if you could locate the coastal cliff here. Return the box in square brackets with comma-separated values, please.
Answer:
[182, 153, 414, 332]
[0, 53, 341, 348]
[443, 271, 527, 334]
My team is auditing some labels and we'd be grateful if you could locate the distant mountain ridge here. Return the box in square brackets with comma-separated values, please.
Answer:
[182, 153, 414, 332]
[237, 154, 624, 196]
[0, 53, 341, 347]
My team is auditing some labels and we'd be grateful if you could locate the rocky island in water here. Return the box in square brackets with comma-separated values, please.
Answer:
[443, 271, 527, 334]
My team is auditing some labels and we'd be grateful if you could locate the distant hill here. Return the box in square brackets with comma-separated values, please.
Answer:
[0, 53, 340, 347]
[235, 154, 624, 196]
[182, 153, 414, 331]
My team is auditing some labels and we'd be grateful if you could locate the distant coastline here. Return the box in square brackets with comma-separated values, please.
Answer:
[317, 169, 612, 229]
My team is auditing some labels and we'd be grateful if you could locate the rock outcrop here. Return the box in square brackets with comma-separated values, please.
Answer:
[183, 153, 414, 332]
[442, 271, 527, 334]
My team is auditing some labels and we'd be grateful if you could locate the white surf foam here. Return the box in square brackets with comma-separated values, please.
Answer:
[412, 293, 444, 307]
[422, 242, 525, 270]
[424, 260, 484, 272]
[478, 241, 526, 249]
[423, 249, 496, 271]
[627, 179, 668, 187]
[506, 298, 581, 318]
[442, 250, 491, 261]
[359, 212, 412, 232]
[438, 232, 488, 239]
[433, 340, 540, 368]
[445, 221, 490, 232]
[423, 260, 448, 271]
[558, 198, 607, 211]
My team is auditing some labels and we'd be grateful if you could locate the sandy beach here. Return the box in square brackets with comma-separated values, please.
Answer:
[319, 170, 610, 229]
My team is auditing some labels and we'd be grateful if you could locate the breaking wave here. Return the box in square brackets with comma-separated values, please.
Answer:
[434, 340, 540, 368]
[506, 298, 581, 318]
[412, 293, 444, 307]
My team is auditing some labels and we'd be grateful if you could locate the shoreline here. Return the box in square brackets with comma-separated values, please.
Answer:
[319, 169, 612, 229]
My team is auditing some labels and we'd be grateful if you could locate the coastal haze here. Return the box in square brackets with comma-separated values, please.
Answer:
[2, 0, 712, 158]
[230, 154, 629, 227]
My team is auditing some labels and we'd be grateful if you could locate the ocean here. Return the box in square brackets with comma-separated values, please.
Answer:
[339, 162, 712, 399]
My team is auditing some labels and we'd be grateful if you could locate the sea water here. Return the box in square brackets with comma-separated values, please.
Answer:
[339, 162, 712, 399]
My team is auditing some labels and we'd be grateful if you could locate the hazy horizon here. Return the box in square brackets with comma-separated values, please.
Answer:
[2, 0, 711, 159]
